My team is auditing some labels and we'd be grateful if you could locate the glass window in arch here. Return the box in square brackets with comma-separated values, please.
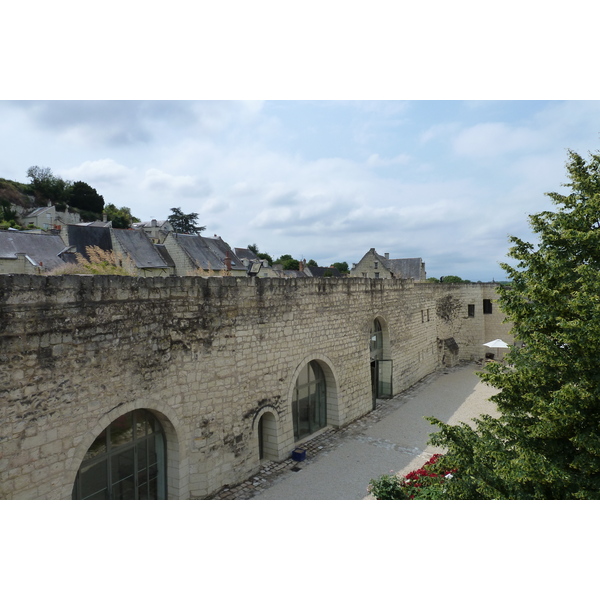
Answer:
[293, 361, 327, 441]
[72, 409, 166, 500]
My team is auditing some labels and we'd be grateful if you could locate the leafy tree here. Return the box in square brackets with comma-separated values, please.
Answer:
[428, 149, 600, 500]
[168, 207, 205, 235]
[438, 275, 472, 283]
[332, 261, 349, 274]
[0, 200, 19, 228]
[104, 204, 139, 229]
[26, 165, 71, 204]
[26, 165, 53, 186]
[68, 181, 105, 216]
[247, 243, 273, 265]
[307, 259, 318, 267]
[275, 254, 299, 270]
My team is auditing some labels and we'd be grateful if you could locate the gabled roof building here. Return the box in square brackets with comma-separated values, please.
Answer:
[350, 248, 427, 280]
[0, 229, 70, 274]
[163, 233, 246, 276]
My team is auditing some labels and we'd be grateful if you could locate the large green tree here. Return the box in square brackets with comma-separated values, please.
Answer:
[275, 254, 299, 270]
[68, 181, 105, 215]
[428, 149, 600, 499]
[168, 207, 205, 235]
[332, 261, 349, 274]
[26, 165, 71, 204]
[104, 204, 139, 229]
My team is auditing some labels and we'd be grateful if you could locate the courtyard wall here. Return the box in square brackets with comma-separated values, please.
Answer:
[0, 274, 512, 499]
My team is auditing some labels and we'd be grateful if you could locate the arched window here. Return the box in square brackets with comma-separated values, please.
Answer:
[370, 318, 393, 403]
[72, 409, 166, 500]
[293, 361, 327, 441]
[370, 318, 384, 361]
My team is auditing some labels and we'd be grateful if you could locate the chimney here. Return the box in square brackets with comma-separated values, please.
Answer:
[224, 250, 232, 271]
[151, 219, 157, 227]
[299, 259, 305, 272]
[385, 253, 389, 259]
[103, 213, 107, 223]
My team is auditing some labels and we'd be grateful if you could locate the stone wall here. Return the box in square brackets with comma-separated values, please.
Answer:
[0, 274, 513, 499]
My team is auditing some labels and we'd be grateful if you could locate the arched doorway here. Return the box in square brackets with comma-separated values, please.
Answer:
[257, 411, 278, 461]
[292, 360, 327, 441]
[370, 317, 393, 407]
[72, 409, 167, 500]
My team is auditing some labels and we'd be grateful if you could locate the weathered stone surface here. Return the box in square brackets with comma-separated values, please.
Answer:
[0, 274, 512, 499]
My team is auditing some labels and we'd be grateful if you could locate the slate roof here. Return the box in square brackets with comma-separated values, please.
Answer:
[154, 244, 176, 268]
[111, 229, 174, 269]
[204, 236, 245, 272]
[365, 250, 425, 280]
[304, 265, 342, 278]
[171, 233, 245, 272]
[383, 257, 425, 280]
[66, 224, 112, 259]
[26, 206, 53, 218]
[234, 247, 259, 261]
[0, 229, 68, 271]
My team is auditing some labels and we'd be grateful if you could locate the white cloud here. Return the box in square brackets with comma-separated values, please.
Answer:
[63, 159, 131, 185]
[141, 168, 212, 198]
[452, 122, 541, 159]
[420, 122, 460, 144]
[3, 100, 600, 281]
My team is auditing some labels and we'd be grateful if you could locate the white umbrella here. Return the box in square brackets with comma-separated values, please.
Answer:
[483, 338, 509, 360]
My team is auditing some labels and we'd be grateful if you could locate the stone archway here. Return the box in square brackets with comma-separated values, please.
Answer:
[68, 404, 185, 500]
[255, 410, 279, 461]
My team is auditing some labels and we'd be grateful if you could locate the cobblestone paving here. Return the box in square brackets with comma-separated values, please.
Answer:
[206, 368, 448, 500]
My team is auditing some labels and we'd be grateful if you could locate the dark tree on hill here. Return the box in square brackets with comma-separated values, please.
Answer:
[26, 165, 71, 204]
[68, 181, 105, 215]
[428, 149, 600, 499]
[168, 207, 206, 235]
[307, 259, 318, 267]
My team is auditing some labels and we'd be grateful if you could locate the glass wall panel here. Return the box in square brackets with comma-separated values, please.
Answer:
[79, 461, 108, 500]
[293, 361, 327, 441]
[73, 410, 166, 500]
[377, 360, 393, 398]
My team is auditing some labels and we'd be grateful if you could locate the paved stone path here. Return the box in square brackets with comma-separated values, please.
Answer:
[207, 362, 499, 500]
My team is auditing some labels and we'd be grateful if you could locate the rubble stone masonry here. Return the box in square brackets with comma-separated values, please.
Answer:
[0, 274, 512, 499]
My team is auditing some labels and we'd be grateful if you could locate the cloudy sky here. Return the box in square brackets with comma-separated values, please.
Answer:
[2, 100, 599, 280]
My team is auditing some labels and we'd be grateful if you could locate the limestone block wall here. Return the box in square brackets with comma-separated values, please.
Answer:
[0, 255, 39, 275]
[0, 275, 511, 500]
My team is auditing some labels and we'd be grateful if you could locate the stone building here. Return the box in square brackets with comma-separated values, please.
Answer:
[162, 233, 247, 276]
[131, 219, 173, 244]
[350, 248, 427, 280]
[0, 275, 512, 500]
[0, 229, 71, 274]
